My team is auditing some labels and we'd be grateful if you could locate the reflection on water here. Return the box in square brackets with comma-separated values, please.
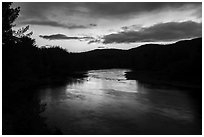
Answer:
[38, 69, 201, 134]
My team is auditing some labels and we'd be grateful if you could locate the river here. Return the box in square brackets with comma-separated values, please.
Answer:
[37, 69, 201, 134]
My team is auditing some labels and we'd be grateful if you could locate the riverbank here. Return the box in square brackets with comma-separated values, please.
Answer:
[3, 71, 88, 135]
[125, 71, 201, 90]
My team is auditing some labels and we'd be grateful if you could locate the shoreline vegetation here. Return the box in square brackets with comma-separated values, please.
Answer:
[125, 71, 201, 90]
[3, 71, 88, 135]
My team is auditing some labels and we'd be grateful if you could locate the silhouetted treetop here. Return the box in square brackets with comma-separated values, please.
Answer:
[3, 2, 20, 45]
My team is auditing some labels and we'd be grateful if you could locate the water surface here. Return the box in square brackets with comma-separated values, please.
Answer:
[38, 69, 201, 134]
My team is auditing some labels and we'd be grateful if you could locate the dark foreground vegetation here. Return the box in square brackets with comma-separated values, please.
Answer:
[3, 3, 202, 135]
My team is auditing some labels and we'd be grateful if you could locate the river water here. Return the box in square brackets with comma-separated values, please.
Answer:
[37, 69, 201, 134]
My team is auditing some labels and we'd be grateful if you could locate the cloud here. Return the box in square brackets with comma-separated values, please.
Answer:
[89, 23, 97, 27]
[81, 2, 201, 18]
[14, 2, 201, 19]
[97, 46, 106, 49]
[20, 20, 97, 29]
[102, 21, 202, 44]
[39, 34, 94, 40]
[88, 39, 102, 44]
[121, 24, 142, 31]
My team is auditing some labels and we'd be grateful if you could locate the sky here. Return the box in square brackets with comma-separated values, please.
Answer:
[13, 2, 202, 52]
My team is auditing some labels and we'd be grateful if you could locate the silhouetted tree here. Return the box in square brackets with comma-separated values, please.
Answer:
[2, 2, 20, 45]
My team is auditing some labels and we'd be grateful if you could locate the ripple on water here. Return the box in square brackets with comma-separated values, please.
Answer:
[38, 69, 201, 134]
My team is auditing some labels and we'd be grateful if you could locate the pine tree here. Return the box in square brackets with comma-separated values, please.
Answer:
[2, 2, 20, 45]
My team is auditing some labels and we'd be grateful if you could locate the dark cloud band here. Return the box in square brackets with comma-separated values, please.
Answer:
[20, 20, 97, 29]
[39, 34, 93, 40]
[102, 21, 201, 44]
[15, 2, 201, 19]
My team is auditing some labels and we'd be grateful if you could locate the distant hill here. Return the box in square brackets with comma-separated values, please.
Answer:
[3, 36, 201, 88]
[67, 37, 202, 85]
[71, 38, 201, 67]
[126, 37, 202, 85]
